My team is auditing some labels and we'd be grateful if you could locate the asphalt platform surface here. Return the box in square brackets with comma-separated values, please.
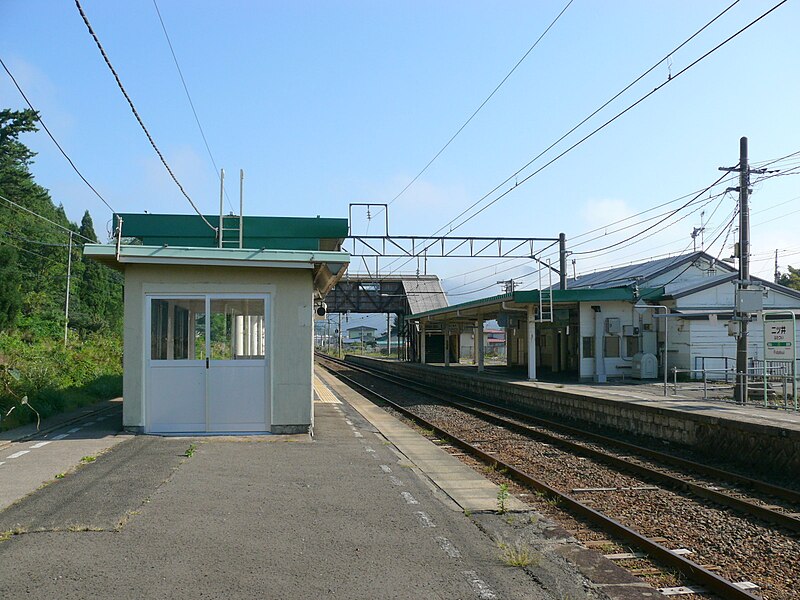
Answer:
[0, 400, 602, 599]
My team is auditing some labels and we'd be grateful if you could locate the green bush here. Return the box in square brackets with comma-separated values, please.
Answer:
[0, 325, 122, 431]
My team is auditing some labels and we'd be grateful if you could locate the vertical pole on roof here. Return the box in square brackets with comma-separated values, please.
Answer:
[64, 231, 73, 347]
[239, 169, 244, 249]
[559, 233, 568, 290]
[218, 168, 225, 248]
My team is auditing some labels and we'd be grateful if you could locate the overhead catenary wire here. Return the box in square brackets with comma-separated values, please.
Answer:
[74, 0, 217, 233]
[381, 0, 575, 211]
[0, 57, 116, 214]
[571, 174, 729, 256]
[151, 0, 234, 214]
[382, 0, 781, 278]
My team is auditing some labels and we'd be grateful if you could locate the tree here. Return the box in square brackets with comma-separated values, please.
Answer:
[72, 210, 123, 332]
[777, 266, 800, 291]
[0, 245, 21, 331]
[0, 109, 122, 335]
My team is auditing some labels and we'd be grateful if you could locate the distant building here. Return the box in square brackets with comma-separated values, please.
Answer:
[347, 325, 377, 343]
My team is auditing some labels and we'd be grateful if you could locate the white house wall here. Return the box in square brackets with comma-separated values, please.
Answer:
[672, 284, 800, 374]
[123, 264, 314, 432]
[578, 301, 644, 380]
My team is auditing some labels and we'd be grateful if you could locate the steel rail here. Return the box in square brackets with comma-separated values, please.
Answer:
[320, 355, 800, 531]
[324, 354, 800, 505]
[317, 355, 759, 600]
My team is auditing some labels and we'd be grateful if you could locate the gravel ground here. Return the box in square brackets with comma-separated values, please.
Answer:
[332, 362, 800, 600]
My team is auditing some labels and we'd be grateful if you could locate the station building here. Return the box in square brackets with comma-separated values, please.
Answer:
[85, 213, 349, 435]
[409, 252, 800, 382]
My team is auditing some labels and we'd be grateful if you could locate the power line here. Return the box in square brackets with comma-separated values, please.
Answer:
[0, 236, 65, 266]
[382, 0, 778, 277]
[151, 0, 234, 214]
[0, 193, 95, 244]
[74, 0, 217, 233]
[0, 57, 116, 213]
[444, 1, 785, 235]
[571, 173, 729, 256]
[382, 0, 575, 210]
[4, 231, 71, 247]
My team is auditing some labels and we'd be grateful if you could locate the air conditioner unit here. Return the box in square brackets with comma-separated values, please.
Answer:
[622, 325, 640, 336]
[631, 352, 658, 379]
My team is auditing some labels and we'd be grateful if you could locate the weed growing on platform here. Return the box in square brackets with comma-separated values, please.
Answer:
[80, 455, 96, 463]
[184, 443, 197, 458]
[496, 538, 538, 568]
[55, 472, 65, 479]
[497, 483, 510, 514]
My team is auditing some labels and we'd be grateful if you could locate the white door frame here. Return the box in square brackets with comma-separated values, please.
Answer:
[144, 293, 271, 433]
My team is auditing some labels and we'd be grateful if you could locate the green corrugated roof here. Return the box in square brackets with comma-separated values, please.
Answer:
[410, 287, 664, 320]
[115, 213, 348, 251]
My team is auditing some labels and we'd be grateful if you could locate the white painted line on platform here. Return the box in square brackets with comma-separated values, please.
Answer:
[6, 450, 30, 459]
[389, 475, 404, 486]
[30, 441, 52, 449]
[435, 536, 462, 558]
[462, 571, 498, 600]
[354, 431, 364, 438]
[67, 427, 81, 434]
[83, 421, 96, 426]
[414, 511, 436, 528]
[95, 416, 107, 421]
[0, 462, 5, 467]
[51, 433, 69, 441]
[364, 446, 376, 454]
[345, 420, 353, 426]
[400, 492, 418, 505]
[379, 464, 392, 473]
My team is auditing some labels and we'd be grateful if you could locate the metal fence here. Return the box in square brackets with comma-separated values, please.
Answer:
[670, 357, 798, 411]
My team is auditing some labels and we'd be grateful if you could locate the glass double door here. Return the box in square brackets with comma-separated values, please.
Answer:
[146, 294, 270, 433]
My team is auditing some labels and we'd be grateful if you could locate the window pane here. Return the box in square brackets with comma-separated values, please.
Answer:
[150, 298, 205, 360]
[150, 300, 169, 360]
[604, 336, 620, 358]
[582, 336, 594, 358]
[210, 298, 266, 360]
[625, 336, 640, 357]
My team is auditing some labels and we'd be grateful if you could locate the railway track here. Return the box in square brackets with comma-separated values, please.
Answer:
[317, 354, 800, 599]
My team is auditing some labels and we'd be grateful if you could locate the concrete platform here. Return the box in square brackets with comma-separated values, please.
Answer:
[345, 356, 800, 478]
[0, 375, 659, 599]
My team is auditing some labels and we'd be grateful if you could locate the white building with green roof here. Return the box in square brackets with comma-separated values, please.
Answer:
[86, 213, 349, 435]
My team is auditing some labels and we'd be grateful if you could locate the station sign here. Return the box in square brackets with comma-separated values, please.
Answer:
[764, 319, 795, 361]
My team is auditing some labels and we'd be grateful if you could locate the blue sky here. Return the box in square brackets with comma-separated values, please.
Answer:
[2, 1, 799, 328]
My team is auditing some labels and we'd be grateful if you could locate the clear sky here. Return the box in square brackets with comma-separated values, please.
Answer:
[2, 1, 799, 331]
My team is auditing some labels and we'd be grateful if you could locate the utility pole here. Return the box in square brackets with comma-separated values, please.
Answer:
[774, 249, 780, 284]
[64, 231, 73, 347]
[719, 137, 767, 404]
[559, 232, 568, 290]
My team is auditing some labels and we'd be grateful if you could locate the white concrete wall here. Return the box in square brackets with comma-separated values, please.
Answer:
[578, 301, 653, 379]
[122, 264, 314, 431]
